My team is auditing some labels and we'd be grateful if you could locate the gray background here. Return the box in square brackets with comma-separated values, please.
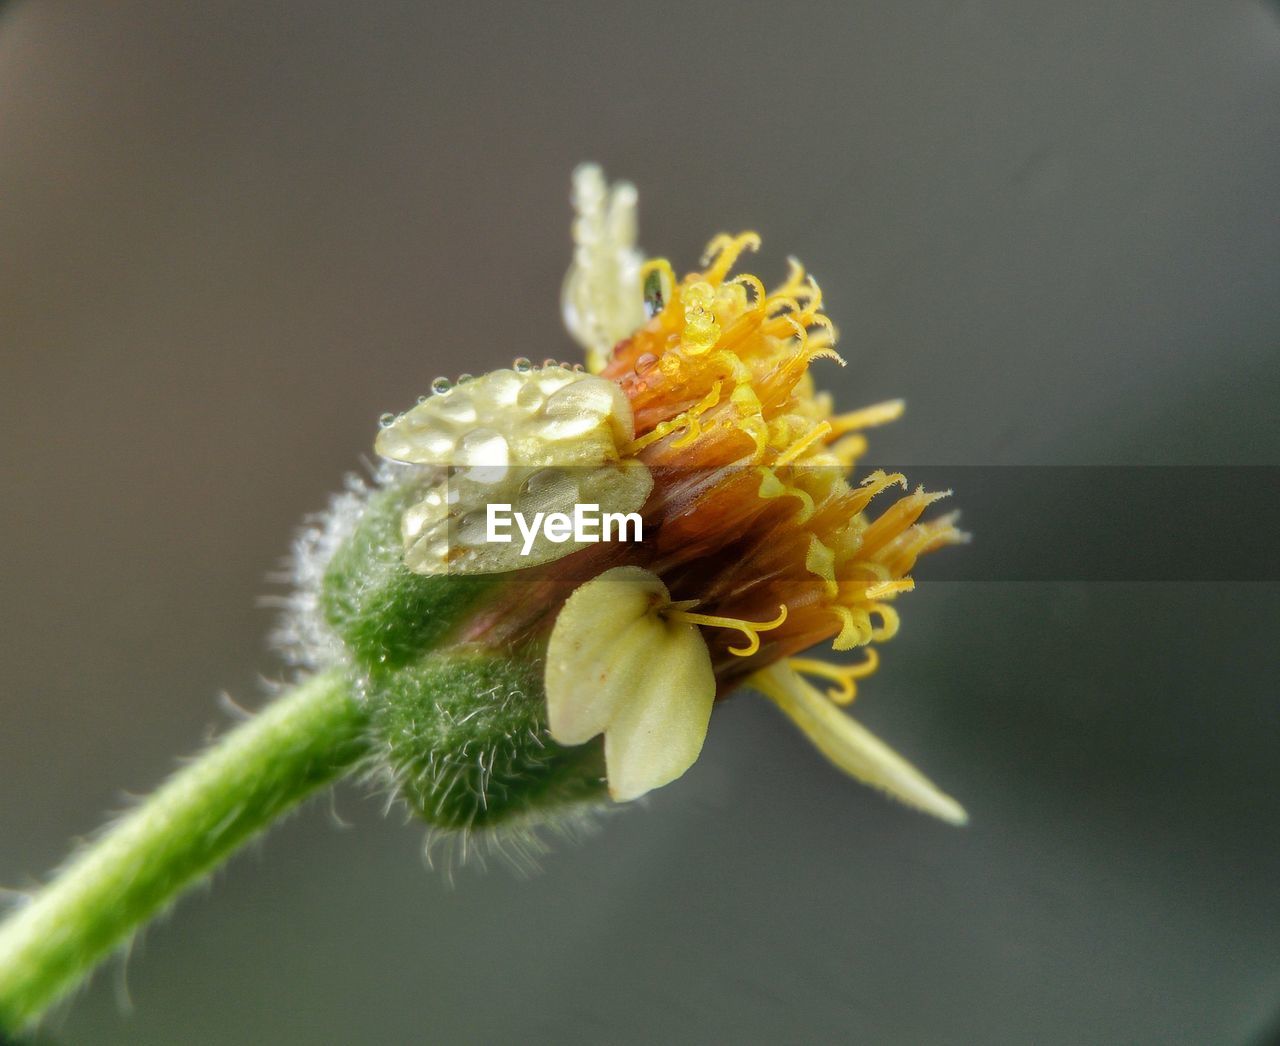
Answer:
[2, 2, 1279, 1043]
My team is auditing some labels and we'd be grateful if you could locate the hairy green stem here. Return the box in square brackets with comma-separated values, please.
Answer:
[0, 670, 367, 1032]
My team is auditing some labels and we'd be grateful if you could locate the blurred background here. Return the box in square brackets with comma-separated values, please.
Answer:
[2, 2, 1278, 1043]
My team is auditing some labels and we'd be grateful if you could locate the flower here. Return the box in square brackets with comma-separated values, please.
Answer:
[0, 165, 973, 1034]
[375, 164, 968, 824]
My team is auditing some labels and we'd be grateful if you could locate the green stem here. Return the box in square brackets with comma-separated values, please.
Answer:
[0, 670, 367, 1032]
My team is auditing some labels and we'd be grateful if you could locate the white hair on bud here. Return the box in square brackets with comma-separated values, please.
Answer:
[269, 460, 422, 675]
[268, 472, 370, 674]
[349, 680, 619, 881]
[419, 802, 617, 885]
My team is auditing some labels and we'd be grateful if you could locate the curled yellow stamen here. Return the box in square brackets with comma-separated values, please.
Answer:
[804, 535, 839, 597]
[774, 256, 809, 298]
[829, 605, 872, 650]
[627, 381, 723, 453]
[807, 344, 845, 366]
[798, 273, 824, 314]
[765, 295, 804, 320]
[804, 314, 838, 352]
[727, 272, 767, 309]
[768, 311, 809, 344]
[670, 381, 723, 448]
[701, 232, 761, 284]
[867, 603, 900, 641]
[757, 468, 815, 522]
[736, 416, 770, 461]
[789, 649, 880, 705]
[666, 603, 789, 657]
[708, 349, 753, 385]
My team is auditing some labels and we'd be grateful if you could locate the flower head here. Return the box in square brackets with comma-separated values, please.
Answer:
[369, 164, 968, 826]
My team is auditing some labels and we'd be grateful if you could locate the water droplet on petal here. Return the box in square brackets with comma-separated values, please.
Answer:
[456, 373, 474, 385]
[572, 363, 586, 373]
[512, 356, 532, 372]
[378, 412, 396, 428]
[541, 358, 558, 369]
[516, 381, 546, 410]
[457, 428, 510, 469]
[635, 353, 658, 374]
[431, 376, 452, 395]
[456, 509, 490, 546]
[435, 394, 477, 425]
[519, 467, 579, 514]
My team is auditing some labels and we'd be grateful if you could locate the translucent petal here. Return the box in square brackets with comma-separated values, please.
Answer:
[375, 367, 651, 576]
[545, 567, 715, 801]
[753, 663, 968, 825]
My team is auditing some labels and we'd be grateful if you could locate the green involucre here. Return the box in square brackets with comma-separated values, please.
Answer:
[320, 476, 606, 831]
[367, 648, 607, 831]
[320, 481, 498, 670]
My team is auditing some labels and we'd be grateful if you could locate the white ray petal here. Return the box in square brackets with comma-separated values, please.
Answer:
[561, 164, 646, 372]
[753, 663, 968, 825]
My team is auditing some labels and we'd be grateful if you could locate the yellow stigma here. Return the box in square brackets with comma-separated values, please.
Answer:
[664, 603, 790, 658]
[787, 649, 880, 705]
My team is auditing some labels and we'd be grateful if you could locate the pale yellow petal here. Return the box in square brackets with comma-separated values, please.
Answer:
[545, 566, 663, 745]
[375, 367, 651, 576]
[544, 566, 716, 801]
[603, 619, 714, 801]
[753, 663, 967, 825]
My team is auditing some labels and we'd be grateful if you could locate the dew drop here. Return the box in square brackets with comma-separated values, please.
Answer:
[456, 372, 474, 385]
[512, 356, 533, 372]
[431, 376, 452, 395]
[541, 358, 558, 369]
[456, 509, 490, 546]
[516, 381, 546, 410]
[457, 428, 510, 469]
[417, 395, 428, 405]
[519, 467, 580, 514]
[643, 266, 668, 318]
[435, 394, 477, 425]
[572, 363, 586, 372]
[378, 412, 396, 428]
[635, 352, 659, 374]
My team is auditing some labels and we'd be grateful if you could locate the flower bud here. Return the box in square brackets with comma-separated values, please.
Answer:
[300, 454, 610, 838]
[319, 479, 499, 670]
[365, 647, 606, 832]
[284, 164, 970, 845]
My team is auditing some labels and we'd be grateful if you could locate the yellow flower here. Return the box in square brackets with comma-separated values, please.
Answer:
[550, 165, 967, 821]
[379, 165, 968, 823]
